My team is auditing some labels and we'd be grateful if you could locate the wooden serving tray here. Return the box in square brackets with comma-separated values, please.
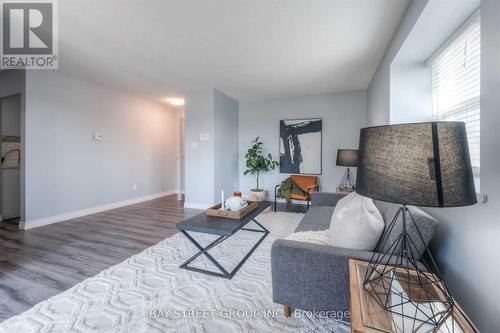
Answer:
[206, 201, 257, 219]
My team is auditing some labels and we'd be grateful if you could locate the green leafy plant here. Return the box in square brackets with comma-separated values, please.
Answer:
[244, 137, 279, 191]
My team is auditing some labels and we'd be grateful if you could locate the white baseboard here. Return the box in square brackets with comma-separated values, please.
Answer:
[20, 190, 179, 230]
[183, 202, 211, 209]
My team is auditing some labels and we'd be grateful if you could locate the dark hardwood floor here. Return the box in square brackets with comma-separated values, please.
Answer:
[0, 195, 200, 322]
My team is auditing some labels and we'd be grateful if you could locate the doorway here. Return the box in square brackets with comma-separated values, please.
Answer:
[0, 94, 21, 224]
[177, 114, 185, 201]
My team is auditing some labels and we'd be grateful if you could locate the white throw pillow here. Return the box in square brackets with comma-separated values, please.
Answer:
[328, 192, 384, 251]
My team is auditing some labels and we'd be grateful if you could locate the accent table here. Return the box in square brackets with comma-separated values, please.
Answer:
[348, 259, 478, 333]
[176, 201, 271, 279]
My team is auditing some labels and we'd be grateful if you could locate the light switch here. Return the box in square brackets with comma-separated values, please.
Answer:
[200, 133, 210, 141]
[94, 132, 103, 141]
[191, 142, 198, 149]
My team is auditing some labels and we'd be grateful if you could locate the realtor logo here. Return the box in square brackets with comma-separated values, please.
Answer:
[1, 0, 58, 69]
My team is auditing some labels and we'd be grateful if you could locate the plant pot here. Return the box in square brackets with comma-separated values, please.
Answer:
[248, 189, 266, 202]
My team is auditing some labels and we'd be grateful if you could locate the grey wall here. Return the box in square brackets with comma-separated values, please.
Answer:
[184, 89, 215, 206]
[366, 0, 499, 330]
[23, 70, 179, 222]
[214, 90, 239, 201]
[239, 91, 367, 197]
[390, 63, 432, 123]
[184, 88, 239, 207]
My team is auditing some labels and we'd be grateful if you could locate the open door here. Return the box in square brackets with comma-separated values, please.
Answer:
[177, 115, 185, 201]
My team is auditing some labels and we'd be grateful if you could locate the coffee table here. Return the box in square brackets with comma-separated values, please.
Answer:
[176, 201, 271, 279]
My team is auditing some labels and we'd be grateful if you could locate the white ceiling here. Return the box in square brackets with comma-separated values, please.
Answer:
[59, 0, 409, 103]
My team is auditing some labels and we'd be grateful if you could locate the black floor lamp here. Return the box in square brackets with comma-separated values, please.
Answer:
[356, 122, 477, 327]
[336, 149, 358, 192]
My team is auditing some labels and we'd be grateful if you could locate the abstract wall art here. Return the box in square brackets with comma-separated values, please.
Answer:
[279, 118, 322, 174]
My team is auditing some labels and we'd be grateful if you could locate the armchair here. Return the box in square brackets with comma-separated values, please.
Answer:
[274, 175, 319, 211]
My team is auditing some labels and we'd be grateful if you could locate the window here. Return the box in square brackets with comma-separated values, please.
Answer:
[429, 12, 480, 180]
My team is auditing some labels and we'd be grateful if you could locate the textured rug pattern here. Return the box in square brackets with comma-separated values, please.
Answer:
[0, 212, 349, 333]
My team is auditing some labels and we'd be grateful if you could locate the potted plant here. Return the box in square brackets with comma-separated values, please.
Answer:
[244, 137, 279, 199]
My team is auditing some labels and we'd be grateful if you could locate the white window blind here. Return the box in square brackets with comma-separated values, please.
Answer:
[430, 13, 480, 177]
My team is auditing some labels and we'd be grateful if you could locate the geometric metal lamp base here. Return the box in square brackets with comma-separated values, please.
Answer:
[363, 205, 454, 328]
[338, 167, 356, 192]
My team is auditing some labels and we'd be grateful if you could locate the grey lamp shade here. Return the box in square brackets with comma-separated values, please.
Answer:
[336, 149, 358, 167]
[356, 122, 477, 207]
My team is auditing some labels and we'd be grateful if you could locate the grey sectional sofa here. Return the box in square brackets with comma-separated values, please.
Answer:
[271, 192, 438, 318]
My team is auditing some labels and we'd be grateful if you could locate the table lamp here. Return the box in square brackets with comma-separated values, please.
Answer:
[356, 122, 477, 327]
[336, 149, 358, 192]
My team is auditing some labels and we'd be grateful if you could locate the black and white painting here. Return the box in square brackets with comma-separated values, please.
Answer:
[279, 118, 322, 174]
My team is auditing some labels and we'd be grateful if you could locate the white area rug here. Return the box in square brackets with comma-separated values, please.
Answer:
[0, 212, 350, 333]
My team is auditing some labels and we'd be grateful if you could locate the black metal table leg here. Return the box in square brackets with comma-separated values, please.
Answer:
[179, 218, 269, 279]
[252, 218, 270, 233]
[179, 231, 231, 278]
[229, 218, 269, 277]
[180, 231, 228, 267]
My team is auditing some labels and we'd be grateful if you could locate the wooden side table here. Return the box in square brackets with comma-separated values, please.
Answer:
[348, 259, 478, 333]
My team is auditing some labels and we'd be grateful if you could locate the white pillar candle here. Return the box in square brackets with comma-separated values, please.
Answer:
[221, 189, 225, 210]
